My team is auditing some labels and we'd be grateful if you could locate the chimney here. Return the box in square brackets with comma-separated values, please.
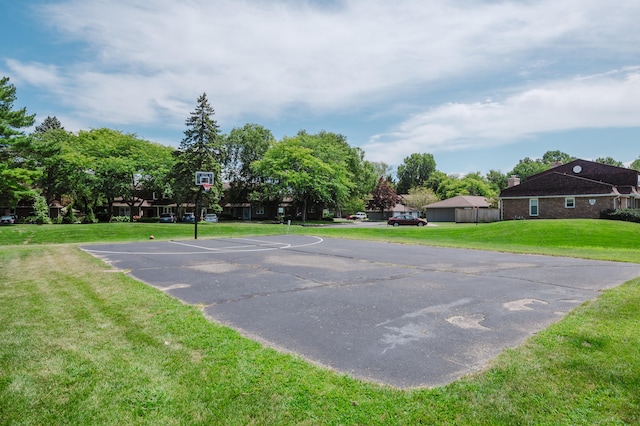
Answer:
[507, 175, 520, 188]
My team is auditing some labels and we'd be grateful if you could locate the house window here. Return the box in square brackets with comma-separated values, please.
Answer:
[162, 193, 170, 199]
[565, 198, 575, 208]
[162, 206, 172, 214]
[119, 207, 130, 217]
[152, 192, 158, 200]
[255, 206, 265, 215]
[529, 199, 539, 216]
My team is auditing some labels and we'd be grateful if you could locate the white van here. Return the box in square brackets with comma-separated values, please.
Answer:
[347, 212, 368, 220]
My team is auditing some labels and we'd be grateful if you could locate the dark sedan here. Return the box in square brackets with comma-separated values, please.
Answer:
[387, 215, 428, 227]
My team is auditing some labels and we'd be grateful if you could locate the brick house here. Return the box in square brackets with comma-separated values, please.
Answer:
[109, 189, 183, 219]
[499, 159, 640, 220]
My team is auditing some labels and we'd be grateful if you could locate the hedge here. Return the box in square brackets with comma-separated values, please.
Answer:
[600, 208, 640, 224]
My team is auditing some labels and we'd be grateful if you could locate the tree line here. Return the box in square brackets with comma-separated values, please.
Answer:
[2, 76, 639, 222]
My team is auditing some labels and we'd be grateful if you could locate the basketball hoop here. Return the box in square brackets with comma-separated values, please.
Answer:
[201, 183, 213, 193]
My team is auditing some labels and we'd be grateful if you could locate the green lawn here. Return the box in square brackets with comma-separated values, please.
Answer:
[2, 218, 637, 262]
[1, 219, 639, 424]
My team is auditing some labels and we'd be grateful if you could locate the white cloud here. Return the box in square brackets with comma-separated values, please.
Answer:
[5, 59, 64, 88]
[26, 2, 634, 109]
[363, 69, 640, 164]
[5, 0, 640, 151]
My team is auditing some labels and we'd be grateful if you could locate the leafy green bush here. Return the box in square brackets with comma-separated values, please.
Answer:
[82, 209, 98, 224]
[62, 204, 77, 224]
[600, 208, 640, 223]
[110, 216, 131, 223]
[32, 194, 51, 224]
[137, 216, 160, 223]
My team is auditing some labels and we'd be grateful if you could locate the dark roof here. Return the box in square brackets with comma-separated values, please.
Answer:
[532, 159, 638, 186]
[426, 195, 491, 209]
[500, 159, 640, 198]
[500, 172, 618, 197]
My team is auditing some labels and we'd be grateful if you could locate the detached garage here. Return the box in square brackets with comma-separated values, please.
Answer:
[425, 195, 495, 222]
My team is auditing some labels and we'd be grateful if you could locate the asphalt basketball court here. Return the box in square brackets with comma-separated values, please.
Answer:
[82, 235, 640, 388]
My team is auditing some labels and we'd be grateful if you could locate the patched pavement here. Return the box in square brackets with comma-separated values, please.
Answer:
[82, 235, 640, 388]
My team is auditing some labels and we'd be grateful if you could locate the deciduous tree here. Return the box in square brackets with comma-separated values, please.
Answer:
[508, 157, 548, 182]
[435, 173, 497, 200]
[22, 123, 73, 204]
[367, 176, 400, 217]
[72, 128, 175, 221]
[396, 153, 436, 194]
[541, 150, 575, 165]
[595, 156, 624, 167]
[252, 130, 373, 220]
[252, 137, 339, 222]
[370, 161, 393, 181]
[509, 151, 575, 182]
[404, 186, 438, 213]
[223, 123, 275, 204]
[303, 131, 375, 214]
[486, 169, 508, 191]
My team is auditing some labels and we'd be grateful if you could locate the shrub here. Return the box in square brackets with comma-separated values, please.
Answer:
[82, 209, 98, 224]
[600, 208, 640, 224]
[32, 194, 51, 224]
[137, 216, 159, 223]
[110, 216, 131, 223]
[62, 204, 77, 224]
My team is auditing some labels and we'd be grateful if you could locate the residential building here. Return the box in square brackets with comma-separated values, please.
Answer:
[499, 159, 640, 220]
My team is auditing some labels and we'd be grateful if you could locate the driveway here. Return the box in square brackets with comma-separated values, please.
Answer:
[82, 235, 640, 388]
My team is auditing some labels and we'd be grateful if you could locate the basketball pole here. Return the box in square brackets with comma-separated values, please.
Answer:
[194, 185, 204, 240]
[194, 171, 213, 240]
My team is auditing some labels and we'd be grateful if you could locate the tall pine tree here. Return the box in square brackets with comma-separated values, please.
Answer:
[0, 76, 38, 207]
[34, 116, 64, 133]
[171, 93, 223, 214]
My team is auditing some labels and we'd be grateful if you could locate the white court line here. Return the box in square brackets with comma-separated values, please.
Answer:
[169, 238, 292, 251]
[82, 236, 323, 255]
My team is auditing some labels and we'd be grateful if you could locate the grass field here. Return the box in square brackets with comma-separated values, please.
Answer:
[1, 219, 639, 424]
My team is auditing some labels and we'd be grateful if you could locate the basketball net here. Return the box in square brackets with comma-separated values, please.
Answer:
[201, 183, 213, 193]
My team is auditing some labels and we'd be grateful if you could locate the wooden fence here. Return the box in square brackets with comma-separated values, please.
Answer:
[455, 208, 500, 223]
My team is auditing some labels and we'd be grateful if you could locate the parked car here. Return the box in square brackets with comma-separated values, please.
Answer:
[204, 213, 218, 223]
[346, 212, 368, 220]
[159, 213, 177, 223]
[0, 215, 15, 225]
[387, 215, 428, 227]
[182, 213, 195, 223]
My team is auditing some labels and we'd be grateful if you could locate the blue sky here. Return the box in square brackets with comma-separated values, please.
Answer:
[2, 0, 639, 176]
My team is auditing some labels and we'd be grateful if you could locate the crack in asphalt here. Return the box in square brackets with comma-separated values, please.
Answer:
[202, 270, 419, 307]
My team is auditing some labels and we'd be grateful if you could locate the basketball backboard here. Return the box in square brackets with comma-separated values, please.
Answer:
[195, 171, 214, 186]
